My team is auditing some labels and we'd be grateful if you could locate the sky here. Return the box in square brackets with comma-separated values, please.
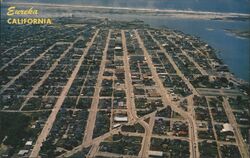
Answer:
[5, 0, 250, 14]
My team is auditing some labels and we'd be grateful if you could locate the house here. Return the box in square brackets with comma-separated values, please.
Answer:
[25, 141, 32, 146]
[18, 150, 29, 156]
[149, 150, 164, 157]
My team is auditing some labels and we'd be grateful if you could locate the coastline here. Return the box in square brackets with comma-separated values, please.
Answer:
[3, 2, 250, 21]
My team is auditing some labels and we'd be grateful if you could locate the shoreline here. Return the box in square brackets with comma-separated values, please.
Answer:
[3, 2, 250, 21]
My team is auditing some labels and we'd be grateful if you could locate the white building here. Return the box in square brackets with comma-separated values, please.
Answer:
[114, 116, 128, 122]
[221, 123, 233, 132]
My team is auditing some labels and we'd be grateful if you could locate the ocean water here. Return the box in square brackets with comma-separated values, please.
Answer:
[144, 17, 250, 82]
[9, 0, 250, 14]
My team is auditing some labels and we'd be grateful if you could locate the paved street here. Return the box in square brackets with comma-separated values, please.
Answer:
[1, 20, 249, 158]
